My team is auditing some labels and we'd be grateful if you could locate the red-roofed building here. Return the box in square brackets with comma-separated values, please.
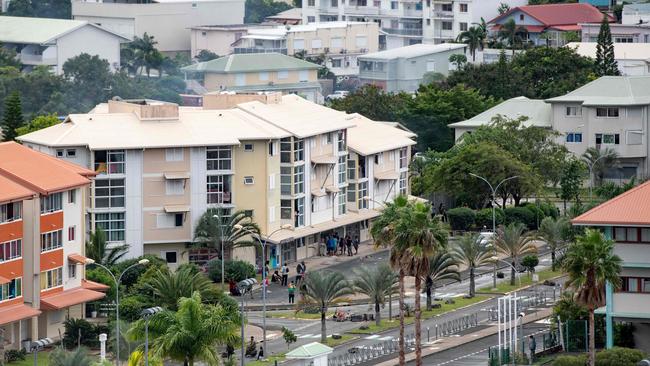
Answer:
[0, 142, 103, 350]
[488, 3, 611, 47]
[572, 179, 650, 352]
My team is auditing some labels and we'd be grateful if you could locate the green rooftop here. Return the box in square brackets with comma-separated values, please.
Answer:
[181, 53, 321, 74]
[546, 76, 650, 106]
[449, 96, 551, 128]
[285, 342, 333, 359]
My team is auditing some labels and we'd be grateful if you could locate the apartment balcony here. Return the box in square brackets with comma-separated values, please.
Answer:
[19, 53, 57, 66]
[381, 27, 423, 36]
[432, 10, 454, 18]
[399, 0, 421, 3]
[402, 8, 422, 17]
[234, 47, 288, 55]
[433, 29, 455, 39]
[344, 5, 379, 15]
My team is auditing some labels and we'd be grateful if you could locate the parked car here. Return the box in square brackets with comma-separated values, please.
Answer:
[326, 90, 349, 101]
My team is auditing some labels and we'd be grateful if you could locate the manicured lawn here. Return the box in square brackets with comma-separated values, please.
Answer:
[7, 352, 49, 366]
[323, 334, 357, 347]
[247, 352, 286, 366]
[478, 269, 564, 293]
[267, 311, 332, 320]
[348, 295, 489, 334]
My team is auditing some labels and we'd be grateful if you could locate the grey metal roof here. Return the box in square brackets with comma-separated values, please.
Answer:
[545, 76, 650, 106]
[181, 53, 320, 73]
[359, 43, 467, 60]
[0, 16, 129, 45]
[449, 97, 551, 128]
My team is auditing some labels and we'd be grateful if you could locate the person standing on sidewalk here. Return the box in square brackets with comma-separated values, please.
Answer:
[281, 263, 289, 286]
[345, 234, 352, 256]
[529, 335, 536, 363]
[288, 281, 296, 304]
[353, 236, 359, 255]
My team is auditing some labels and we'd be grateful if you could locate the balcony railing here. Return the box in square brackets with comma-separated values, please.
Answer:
[402, 8, 422, 17]
[344, 5, 379, 14]
[381, 27, 423, 36]
[234, 47, 288, 55]
[19, 53, 57, 65]
[432, 10, 454, 18]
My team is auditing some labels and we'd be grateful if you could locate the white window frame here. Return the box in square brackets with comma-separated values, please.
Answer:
[299, 70, 309, 82]
[259, 72, 269, 81]
[165, 148, 184, 162]
[68, 226, 76, 242]
[565, 106, 582, 117]
[311, 39, 323, 49]
[0, 239, 21, 262]
[278, 70, 289, 79]
[66, 149, 76, 158]
[206, 146, 232, 171]
[0, 202, 22, 223]
[95, 178, 125, 208]
[207, 175, 233, 204]
[244, 143, 254, 152]
[40, 267, 63, 290]
[0, 277, 22, 302]
[156, 213, 176, 229]
[294, 39, 305, 50]
[68, 263, 77, 279]
[95, 212, 126, 242]
[41, 230, 63, 252]
[235, 73, 246, 86]
[627, 130, 643, 145]
[596, 107, 620, 118]
[565, 132, 583, 143]
[166, 179, 184, 195]
[244, 176, 255, 185]
[41, 193, 62, 214]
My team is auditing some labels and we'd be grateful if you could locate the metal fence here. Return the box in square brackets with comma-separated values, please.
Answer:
[488, 329, 561, 366]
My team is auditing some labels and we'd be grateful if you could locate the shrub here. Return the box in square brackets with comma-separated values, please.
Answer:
[520, 202, 545, 229]
[207, 259, 256, 283]
[521, 255, 539, 274]
[596, 347, 645, 366]
[537, 201, 559, 219]
[504, 206, 536, 229]
[110, 255, 167, 289]
[62, 318, 108, 349]
[4, 349, 26, 363]
[119, 295, 149, 322]
[447, 207, 475, 231]
[475, 208, 505, 229]
[552, 355, 587, 366]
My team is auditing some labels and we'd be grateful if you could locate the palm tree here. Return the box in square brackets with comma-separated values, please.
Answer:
[128, 292, 239, 366]
[397, 202, 447, 366]
[371, 195, 409, 366]
[537, 216, 569, 271]
[49, 347, 92, 366]
[192, 208, 259, 286]
[143, 266, 221, 310]
[456, 26, 485, 62]
[85, 227, 129, 266]
[422, 251, 460, 310]
[299, 271, 353, 342]
[452, 233, 493, 297]
[498, 18, 528, 54]
[563, 229, 621, 366]
[354, 263, 398, 326]
[582, 147, 619, 188]
[495, 223, 537, 285]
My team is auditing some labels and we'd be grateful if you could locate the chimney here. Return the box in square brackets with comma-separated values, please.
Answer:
[107, 98, 179, 120]
[202, 92, 283, 110]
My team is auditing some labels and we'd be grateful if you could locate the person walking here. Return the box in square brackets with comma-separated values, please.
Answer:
[257, 346, 264, 361]
[288, 281, 296, 304]
[529, 335, 536, 363]
[353, 236, 360, 255]
[281, 263, 289, 286]
[296, 261, 306, 284]
[345, 235, 352, 256]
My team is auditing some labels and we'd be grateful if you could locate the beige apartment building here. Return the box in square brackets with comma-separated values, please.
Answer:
[18, 93, 415, 269]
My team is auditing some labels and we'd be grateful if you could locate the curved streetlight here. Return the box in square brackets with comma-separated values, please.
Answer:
[141, 307, 163, 366]
[490, 256, 522, 286]
[232, 223, 292, 359]
[85, 258, 150, 365]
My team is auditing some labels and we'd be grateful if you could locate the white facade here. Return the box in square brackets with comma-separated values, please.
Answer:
[302, 0, 527, 49]
[72, 0, 245, 53]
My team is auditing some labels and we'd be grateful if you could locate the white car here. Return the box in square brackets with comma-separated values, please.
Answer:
[326, 90, 349, 101]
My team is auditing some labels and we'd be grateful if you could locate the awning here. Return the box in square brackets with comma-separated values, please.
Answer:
[68, 253, 88, 264]
[325, 185, 340, 193]
[164, 172, 190, 180]
[311, 188, 327, 197]
[311, 154, 338, 165]
[164, 205, 191, 213]
[0, 276, 10, 285]
[81, 279, 110, 292]
[41, 287, 105, 310]
[0, 304, 41, 326]
[374, 171, 399, 180]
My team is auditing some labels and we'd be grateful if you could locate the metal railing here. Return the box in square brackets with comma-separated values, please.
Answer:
[380, 27, 423, 36]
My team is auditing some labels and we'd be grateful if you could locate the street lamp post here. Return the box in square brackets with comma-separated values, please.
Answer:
[31, 338, 53, 366]
[233, 224, 292, 359]
[584, 154, 615, 202]
[490, 256, 522, 286]
[85, 258, 150, 365]
[237, 278, 257, 366]
[470, 174, 518, 289]
[212, 213, 226, 291]
[141, 307, 163, 366]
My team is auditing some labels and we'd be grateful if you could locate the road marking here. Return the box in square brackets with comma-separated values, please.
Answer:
[378, 336, 394, 341]
[365, 335, 380, 340]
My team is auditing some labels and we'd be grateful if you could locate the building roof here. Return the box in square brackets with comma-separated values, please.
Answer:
[572, 180, 650, 226]
[286, 342, 333, 359]
[244, 21, 372, 38]
[546, 76, 650, 106]
[0, 16, 130, 45]
[265, 7, 302, 20]
[623, 3, 650, 12]
[0, 174, 35, 204]
[0, 142, 94, 197]
[489, 3, 610, 27]
[449, 97, 552, 129]
[567, 42, 650, 61]
[40, 287, 105, 310]
[347, 114, 416, 156]
[359, 43, 466, 60]
[0, 304, 41, 326]
[181, 53, 320, 74]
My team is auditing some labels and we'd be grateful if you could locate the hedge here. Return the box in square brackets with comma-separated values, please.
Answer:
[207, 259, 256, 283]
[447, 207, 475, 231]
[504, 206, 536, 229]
[475, 208, 505, 229]
[596, 347, 646, 366]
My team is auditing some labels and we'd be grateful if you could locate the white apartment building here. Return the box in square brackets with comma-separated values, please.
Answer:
[72, 0, 245, 54]
[302, 0, 526, 49]
[18, 93, 415, 269]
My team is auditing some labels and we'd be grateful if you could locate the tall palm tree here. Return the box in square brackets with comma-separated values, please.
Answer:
[397, 202, 447, 366]
[537, 216, 569, 271]
[85, 227, 129, 266]
[422, 251, 460, 310]
[353, 263, 398, 326]
[452, 233, 493, 297]
[49, 347, 92, 366]
[495, 223, 537, 285]
[143, 266, 221, 310]
[498, 18, 528, 54]
[299, 271, 354, 342]
[128, 292, 239, 366]
[582, 147, 619, 188]
[456, 26, 484, 62]
[563, 229, 621, 366]
[192, 208, 259, 285]
[371, 195, 409, 366]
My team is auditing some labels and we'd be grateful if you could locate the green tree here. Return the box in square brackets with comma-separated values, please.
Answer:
[1, 91, 23, 141]
[15, 114, 59, 136]
[422, 251, 460, 310]
[85, 228, 129, 266]
[299, 271, 354, 342]
[128, 292, 240, 366]
[329, 84, 408, 121]
[456, 27, 484, 62]
[448, 54, 467, 68]
[6, 0, 34, 17]
[244, 0, 292, 23]
[452, 233, 492, 297]
[560, 157, 586, 212]
[563, 229, 622, 366]
[537, 216, 569, 271]
[353, 263, 398, 326]
[62, 53, 112, 108]
[497, 2, 510, 14]
[195, 50, 219, 62]
[521, 254, 539, 275]
[582, 147, 619, 189]
[282, 327, 297, 349]
[48, 347, 92, 366]
[142, 266, 225, 311]
[498, 18, 528, 53]
[595, 15, 620, 76]
[0, 45, 20, 69]
[495, 223, 537, 285]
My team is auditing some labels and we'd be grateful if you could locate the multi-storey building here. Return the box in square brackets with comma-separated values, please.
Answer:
[302, 0, 526, 49]
[0, 142, 104, 350]
[572, 180, 650, 353]
[19, 93, 415, 269]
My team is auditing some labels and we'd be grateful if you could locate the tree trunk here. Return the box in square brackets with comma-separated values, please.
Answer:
[389, 292, 393, 321]
[375, 301, 381, 326]
[551, 251, 556, 272]
[588, 309, 595, 366]
[469, 266, 475, 297]
[415, 276, 422, 366]
[399, 269, 406, 366]
[510, 260, 516, 286]
[188, 357, 194, 366]
[426, 282, 432, 311]
[321, 310, 327, 343]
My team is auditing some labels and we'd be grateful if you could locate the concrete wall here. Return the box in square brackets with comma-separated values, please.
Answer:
[55, 24, 122, 74]
[191, 28, 247, 58]
[202, 69, 319, 91]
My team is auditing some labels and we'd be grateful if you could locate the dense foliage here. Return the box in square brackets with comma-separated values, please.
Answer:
[244, 0, 292, 23]
[4, 0, 71, 19]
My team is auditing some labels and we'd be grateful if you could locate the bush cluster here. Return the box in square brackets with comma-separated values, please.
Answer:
[207, 259, 256, 283]
[552, 348, 646, 366]
[63, 318, 110, 349]
[447, 201, 557, 231]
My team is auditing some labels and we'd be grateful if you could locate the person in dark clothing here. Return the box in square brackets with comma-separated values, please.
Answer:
[257, 346, 264, 360]
[529, 335, 537, 362]
[353, 236, 360, 254]
[288, 281, 296, 304]
[281, 263, 289, 286]
[345, 235, 352, 256]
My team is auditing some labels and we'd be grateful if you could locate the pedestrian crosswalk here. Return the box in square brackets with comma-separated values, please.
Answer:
[364, 335, 394, 341]
[294, 333, 327, 339]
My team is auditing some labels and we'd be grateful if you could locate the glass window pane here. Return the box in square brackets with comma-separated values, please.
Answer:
[615, 227, 626, 240]
[627, 228, 638, 242]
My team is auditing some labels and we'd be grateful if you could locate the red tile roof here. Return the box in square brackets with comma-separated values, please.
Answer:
[0, 304, 41, 326]
[490, 3, 611, 27]
[40, 287, 105, 310]
[572, 180, 650, 226]
[0, 174, 34, 204]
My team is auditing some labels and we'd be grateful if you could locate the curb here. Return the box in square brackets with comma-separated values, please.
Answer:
[476, 274, 566, 296]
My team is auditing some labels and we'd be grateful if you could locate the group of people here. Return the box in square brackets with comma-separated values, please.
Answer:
[325, 233, 360, 256]
[265, 260, 306, 304]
